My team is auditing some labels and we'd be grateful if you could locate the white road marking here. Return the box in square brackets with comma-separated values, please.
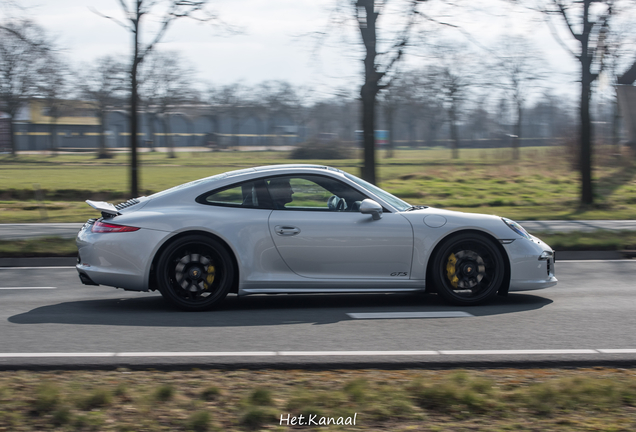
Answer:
[0, 349, 631, 359]
[116, 352, 278, 357]
[347, 312, 473, 319]
[277, 351, 439, 356]
[0, 287, 57, 290]
[556, 260, 636, 263]
[438, 349, 598, 355]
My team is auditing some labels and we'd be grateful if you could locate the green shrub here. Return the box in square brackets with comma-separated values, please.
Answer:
[239, 407, 278, 430]
[78, 388, 112, 410]
[186, 410, 211, 432]
[52, 406, 72, 426]
[32, 382, 60, 414]
[249, 387, 273, 406]
[200, 386, 221, 401]
[343, 379, 368, 403]
[73, 411, 105, 431]
[154, 384, 175, 401]
[289, 140, 353, 160]
[410, 374, 498, 415]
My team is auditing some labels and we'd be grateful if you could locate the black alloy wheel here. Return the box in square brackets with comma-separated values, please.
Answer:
[157, 235, 234, 311]
[431, 233, 505, 306]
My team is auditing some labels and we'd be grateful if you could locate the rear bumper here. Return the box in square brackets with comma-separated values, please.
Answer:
[76, 222, 168, 291]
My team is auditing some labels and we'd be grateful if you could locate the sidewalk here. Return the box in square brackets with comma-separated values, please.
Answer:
[2, 221, 636, 241]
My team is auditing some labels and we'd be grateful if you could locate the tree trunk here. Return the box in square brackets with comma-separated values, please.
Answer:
[97, 111, 111, 159]
[148, 113, 156, 152]
[449, 105, 459, 159]
[360, 84, 377, 184]
[9, 117, 16, 156]
[612, 94, 621, 157]
[580, 67, 593, 205]
[513, 102, 522, 161]
[385, 104, 394, 159]
[579, 1, 594, 206]
[163, 114, 176, 158]
[130, 25, 140, 197]
[358, 0, 379, 185]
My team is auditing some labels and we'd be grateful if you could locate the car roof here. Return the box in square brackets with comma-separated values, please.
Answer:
[148, 164, 345, 201]
[253, 164, 342, 173]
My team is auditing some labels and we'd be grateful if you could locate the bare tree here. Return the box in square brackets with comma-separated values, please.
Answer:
[355, 0, 427, 184]
[423, 44, 477, 159]
[80, 56, 128, 158]
[542, 0, 617, 205]
[139, 50, 196, 158]
[599, 24, 636, 153]
[97, 0, 213, 196]
[490, 35, 548, 160]
[0, 19, 51, 155]
[210, 83, 254, 149]
[257, 81, 298, 146]
[319, 1, 429, 183]
[36, 55, 73, 153]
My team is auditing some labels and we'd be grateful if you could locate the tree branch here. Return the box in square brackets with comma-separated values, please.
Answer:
[552, 0, 582, 41]
[544, 5, 578, 59]
[89, 6, 133, 32]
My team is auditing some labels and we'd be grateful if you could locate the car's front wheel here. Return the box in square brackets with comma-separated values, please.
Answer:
[431, 233, 505, 306]
[157, 235, 234, 311]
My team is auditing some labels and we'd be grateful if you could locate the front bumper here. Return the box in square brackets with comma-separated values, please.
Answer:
[503, 237, 557, 292]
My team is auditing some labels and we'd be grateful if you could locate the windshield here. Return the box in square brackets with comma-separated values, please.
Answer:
[344, 172, 412, 212]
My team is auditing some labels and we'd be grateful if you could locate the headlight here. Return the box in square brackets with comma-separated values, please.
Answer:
[502, 217, 532, 240]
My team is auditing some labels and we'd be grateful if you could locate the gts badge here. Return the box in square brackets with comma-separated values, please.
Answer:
[390, 272, 408, 277]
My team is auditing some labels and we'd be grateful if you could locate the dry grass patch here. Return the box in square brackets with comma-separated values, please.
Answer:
[0, 368, 636, 431]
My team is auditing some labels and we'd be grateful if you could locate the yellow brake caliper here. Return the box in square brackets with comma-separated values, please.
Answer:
[204, 266, 215, 289]
[446, 253, 459, 288]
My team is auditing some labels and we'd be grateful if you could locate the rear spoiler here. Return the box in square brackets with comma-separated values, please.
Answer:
[86, 200, 119, 218]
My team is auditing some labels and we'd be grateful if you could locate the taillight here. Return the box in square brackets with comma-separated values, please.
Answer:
[91, 220, 140, 233]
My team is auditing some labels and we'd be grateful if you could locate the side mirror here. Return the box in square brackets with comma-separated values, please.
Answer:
[360, 199, 382, 220]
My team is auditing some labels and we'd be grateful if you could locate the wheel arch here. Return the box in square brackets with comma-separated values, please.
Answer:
[425, 229, 511, 296]
[149, 230, 240, 294]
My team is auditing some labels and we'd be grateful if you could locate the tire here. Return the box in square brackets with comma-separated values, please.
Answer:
[431, 233, 505, 306]
[156, 235, 234, 311]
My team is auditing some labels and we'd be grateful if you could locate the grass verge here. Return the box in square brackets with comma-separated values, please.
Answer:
[0, 237, 78, 258]
[0, 368, 635, 431]
[2, 146, 636, 222]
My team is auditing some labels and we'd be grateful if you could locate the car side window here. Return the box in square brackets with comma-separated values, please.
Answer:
[264, 175, 366, 211]
[198, 180, 269, 208]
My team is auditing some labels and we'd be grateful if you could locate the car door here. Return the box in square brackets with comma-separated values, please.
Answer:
[266, 174, 414, 280]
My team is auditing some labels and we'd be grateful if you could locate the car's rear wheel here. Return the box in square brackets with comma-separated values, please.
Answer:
[431, 233, 504, 306]
[157, 235, 234, 311]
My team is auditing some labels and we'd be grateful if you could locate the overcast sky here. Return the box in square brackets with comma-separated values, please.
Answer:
[8, 0, 591, 101]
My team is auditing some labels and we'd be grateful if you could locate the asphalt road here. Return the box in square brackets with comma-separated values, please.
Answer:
[0, 260, 635, 369]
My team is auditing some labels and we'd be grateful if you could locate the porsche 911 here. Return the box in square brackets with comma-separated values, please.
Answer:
[76, 164, 557, 311]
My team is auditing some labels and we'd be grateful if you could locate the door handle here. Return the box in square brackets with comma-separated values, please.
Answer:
[275, 225, 301, 236]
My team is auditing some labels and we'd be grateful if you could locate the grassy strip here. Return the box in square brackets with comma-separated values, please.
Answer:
[0, 237, 77, 258]
[2, 146, 636, 222]
[535, 230, 636, 251]
[0, 368, 635, 431]
[2, 231, 636, 258]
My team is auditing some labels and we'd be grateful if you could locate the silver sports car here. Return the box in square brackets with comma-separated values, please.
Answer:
[76, 164, 557, 311]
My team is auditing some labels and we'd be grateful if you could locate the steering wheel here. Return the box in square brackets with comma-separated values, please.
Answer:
[327, 195, 346, 211]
